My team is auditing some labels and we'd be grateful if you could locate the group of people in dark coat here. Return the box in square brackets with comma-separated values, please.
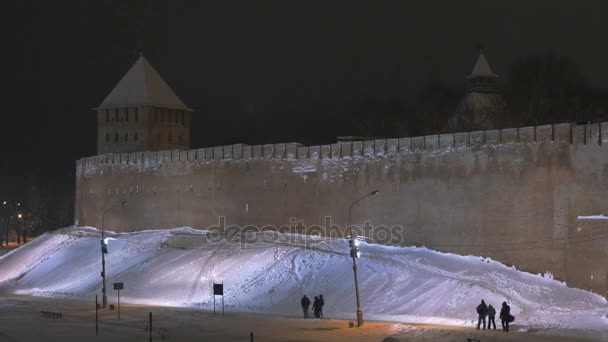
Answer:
[476, 300, 513, 332]
[301, 295, 324, 319]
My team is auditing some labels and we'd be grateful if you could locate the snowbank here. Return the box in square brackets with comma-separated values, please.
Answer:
[0, 226, 606, 331]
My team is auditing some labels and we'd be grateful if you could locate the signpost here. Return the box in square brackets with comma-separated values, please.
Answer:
[213, 283, 224, 316]
[95, 295, 99, 336]
[113, 282, 124, 320]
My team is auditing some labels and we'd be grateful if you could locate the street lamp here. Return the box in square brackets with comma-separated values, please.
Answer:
[100, 200, 127, 308]
[2, 201, 22, 246]
[347, 189, 379, 327]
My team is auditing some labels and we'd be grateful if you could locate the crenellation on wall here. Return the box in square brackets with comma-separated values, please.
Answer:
[204, 147, 214, 161]
[223, 145, 233, 160]
[424, 135, 439, 151]
[285, 143, 299, 159]
[135, 152, 144, 165]
[352, 141, 363, 157]
[411, 137, 425, 151]
[536, 125, 553, 142]
[318, 144, 329, 159]
[195, 148, 205, 162]
[75, 159, 82, 176]
[179, 150, 188, 163]
[439, 134, 454, 149]
[572, 125, 586, 145]
[363, 140, 375, 157]
[187, 150, 196, 162]
[78, 121, 608, 170]
[587, 123, 600, 146]
[386, 139, 398, 155]
[252, 145, 262, 159]
[519, 127, 535, 143]
[242, 145, 252, 160]
[398, 138, 411, 153]
[297, 146, 309, 160]
[554, 124, 571, 143]
[171, 150, 180, 164]
[309, 146, 321, 159]
[213, 146, 223, 160]
[485, 130, 500, 145]
[374, 139, 386, 156]
[233, 144, 243, 160]
[328, 143, 338, 159]
[340, 142, 352, 158]
[261, 144, 273, 159]
[142, 151, 152, 166]
[454, 132, 469, 149]
[274, 143, 286, 159]
[156, 151, 166, 164]
[470, 131, 485, 146]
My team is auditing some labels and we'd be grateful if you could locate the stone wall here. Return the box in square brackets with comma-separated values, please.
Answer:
[75, 122, 608, 295]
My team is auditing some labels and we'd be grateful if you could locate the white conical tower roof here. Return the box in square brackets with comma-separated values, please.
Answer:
[467, 50, 498, 79]
[98, 55, 191, 111]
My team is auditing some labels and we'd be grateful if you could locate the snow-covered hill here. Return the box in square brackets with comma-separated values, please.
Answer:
[0, 227, 606, 331]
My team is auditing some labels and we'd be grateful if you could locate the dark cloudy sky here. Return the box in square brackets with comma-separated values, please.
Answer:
[2, 1, 608, 195]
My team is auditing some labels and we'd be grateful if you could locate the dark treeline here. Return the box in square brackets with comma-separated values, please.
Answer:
[352, 53, 608, 138]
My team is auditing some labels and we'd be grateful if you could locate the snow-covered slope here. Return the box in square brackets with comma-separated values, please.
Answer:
[0, 227, 606, 331]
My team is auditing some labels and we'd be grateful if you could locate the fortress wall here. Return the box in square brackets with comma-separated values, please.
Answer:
[75, 122, 608, 295]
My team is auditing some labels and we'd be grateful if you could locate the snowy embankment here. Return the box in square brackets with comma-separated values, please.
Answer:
[0, 226, 606, 331]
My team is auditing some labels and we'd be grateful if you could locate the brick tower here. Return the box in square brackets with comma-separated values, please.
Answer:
[95, 55, 192, 154]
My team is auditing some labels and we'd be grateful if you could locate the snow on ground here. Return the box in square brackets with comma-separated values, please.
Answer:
[0, 226, 606, 333]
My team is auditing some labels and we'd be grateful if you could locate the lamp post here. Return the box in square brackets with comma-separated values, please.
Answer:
[17, 213, 24, 244]
[1, 201, 21, 246]
[1, 201, 7, 246]
[347, 189, 379, 327]
[100, 200, 127, 308]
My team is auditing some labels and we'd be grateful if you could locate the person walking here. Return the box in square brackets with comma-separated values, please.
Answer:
[301, 295, 311, 318]
[476, 299, 488, 330]
[318, 295, 325, 318]
[312, 296, 320, 318]
[500, 301, 511, 332]
[487, 304, 497, 330]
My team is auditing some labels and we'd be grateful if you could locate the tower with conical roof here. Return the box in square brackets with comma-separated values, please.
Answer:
[95, 55, 193, 154]
[449, 49, 508, 132]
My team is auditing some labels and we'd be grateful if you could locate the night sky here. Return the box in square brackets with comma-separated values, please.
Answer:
[3, 1, 608, 204]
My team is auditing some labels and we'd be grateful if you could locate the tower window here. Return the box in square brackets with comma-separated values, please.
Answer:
[125, 133, 128, 142]
[135, 108, 139, 122]
[115, 109, 119, 122]
[125, 111, 129, 122]
[106, 133, 109, 142]
[168, 131, 172, 143]
[115, 133, 119, 142]
[134, 132, 138, 141]
[157, 133, 160, 143]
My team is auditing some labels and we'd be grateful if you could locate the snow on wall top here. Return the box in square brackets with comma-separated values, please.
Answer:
[76, 122, 607, 173]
